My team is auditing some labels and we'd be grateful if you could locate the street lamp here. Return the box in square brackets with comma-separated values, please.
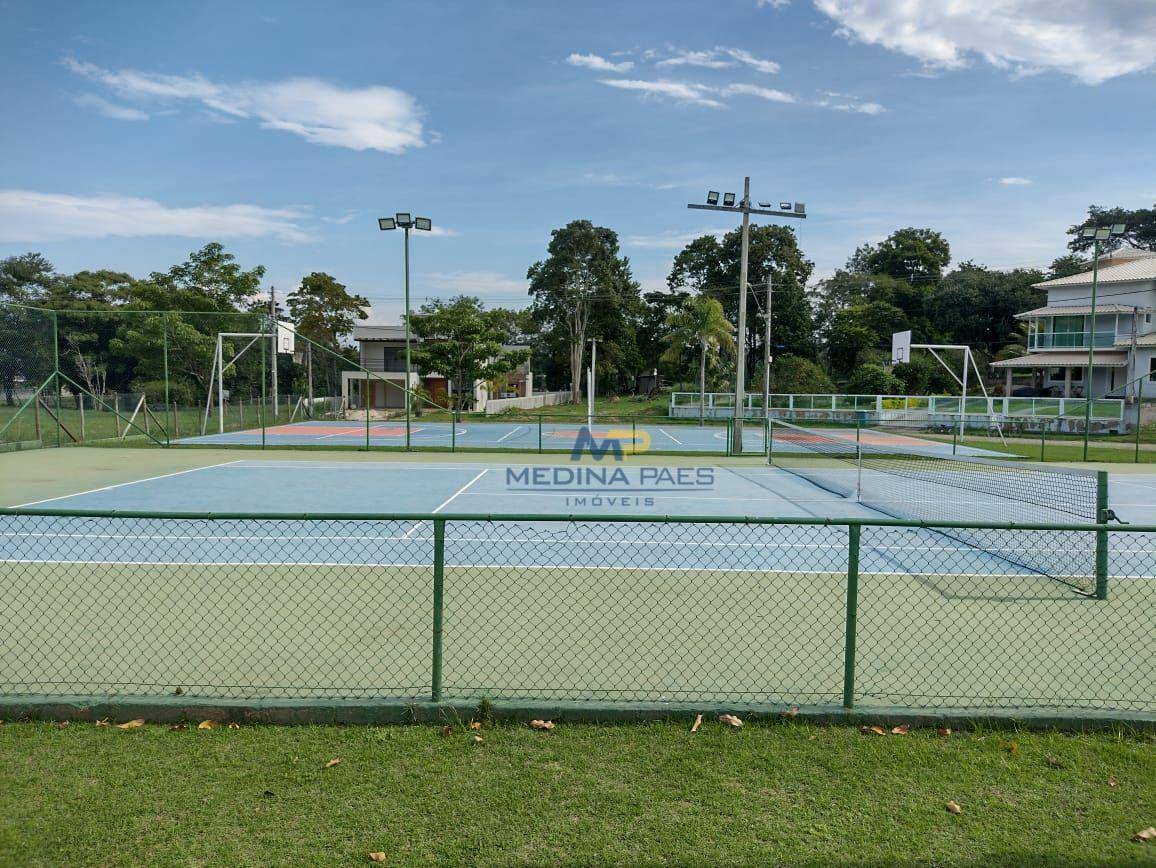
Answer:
[379, 212, 433, 449]
[686, 182, 807, 454]
[1080, 222, 1127, 461]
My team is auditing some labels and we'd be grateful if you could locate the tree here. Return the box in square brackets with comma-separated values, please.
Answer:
[1067, 205, 1156, 253]
[145, 242, 266, 310]
[527, 220, 640, 401]
[0, 253, 56, 303]
[287, 272, 368, 399]
[0, 254, 57, 404]
[661, 296, 735, 424]
[1049, 254, 1088, 280]
[667, 223, 816, 376]
[409, 296, 530, 420]
[847, 228, 951, 281]
[768, 356, 835, 394]
[927, 262, 1045, 355]
[845, 363, 904, 396]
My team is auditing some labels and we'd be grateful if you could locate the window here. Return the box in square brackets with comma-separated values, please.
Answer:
[1150, 357, 1156, 382]
[1071, 368, 1083, 382]
[1146, 313, 1152, 325]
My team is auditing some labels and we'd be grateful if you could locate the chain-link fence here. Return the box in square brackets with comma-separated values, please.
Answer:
[1, 510, 1152, 714]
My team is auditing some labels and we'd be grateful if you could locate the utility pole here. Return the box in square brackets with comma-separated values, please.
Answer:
[270, 286, 278, 419]
[687, 183, 806, 454]
[762, 275, 773, 420]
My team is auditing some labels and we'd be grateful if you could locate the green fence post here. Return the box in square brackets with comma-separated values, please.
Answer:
[1095, 471, 1109, 600]
[51, 310, 61, 449]
[260, 332, 267, 450]
[538, 413, 543, 454]
[163, 311, 171, 446]
[632, 417, 637, 455]
[431, 518, 446, 702]
[364, 372, 370, 452]
[1040, 419, 1046, 462]
[766, 415, 774, 463]
[842, 525, 860, 709]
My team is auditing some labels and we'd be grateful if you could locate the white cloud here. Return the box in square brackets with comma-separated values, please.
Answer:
[726, 83, 796, 103]
[62, 58, 427, 152]
[625, 228, 726, 249]
[757, 0, 791, 7]
[598, 78, 727, 108]
[423, 225, 459, 238]
[424, 270, 526, 296]
[0, 190, 312, 243]
[321, 209, 360, 224]
[998, 177, 1033, 185]
[72, 92, 148, 121]
[813, 0, 1156, 84]
[815, 92, 886, 114]
[720, 48, 781, 74]
[656, 50, 735, 70]
[566, 52, 634, 72]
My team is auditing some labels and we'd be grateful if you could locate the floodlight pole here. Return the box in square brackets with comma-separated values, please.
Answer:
[403, 225, 412, 449]
[687, 180, 806, 454]
[269, 286, 278, 419]
[762, 275, 773, 420]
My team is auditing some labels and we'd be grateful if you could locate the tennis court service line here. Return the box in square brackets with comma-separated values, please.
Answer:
[656, 427, 682, 445]
[432, 469, 489, 513]
[10, 459, 246, 508]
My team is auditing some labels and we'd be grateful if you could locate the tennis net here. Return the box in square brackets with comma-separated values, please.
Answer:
[768, 418, 1108, 595]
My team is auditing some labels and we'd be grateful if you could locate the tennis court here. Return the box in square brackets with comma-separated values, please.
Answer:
[173, 417, 1013, 459]
[2, 447, 1154, 712]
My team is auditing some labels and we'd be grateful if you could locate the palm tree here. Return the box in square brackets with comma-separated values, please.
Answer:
[661, 296, 735, 425]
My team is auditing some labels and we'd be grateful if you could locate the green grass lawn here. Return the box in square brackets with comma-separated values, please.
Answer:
[1, 720, 1153, 866]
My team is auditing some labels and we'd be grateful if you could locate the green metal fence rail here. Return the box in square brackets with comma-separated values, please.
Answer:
[1, 509, 1153, 716]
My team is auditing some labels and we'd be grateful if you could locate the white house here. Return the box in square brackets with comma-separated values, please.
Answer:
[340, 325, 533, 412]
[992, 246, 1156, 399]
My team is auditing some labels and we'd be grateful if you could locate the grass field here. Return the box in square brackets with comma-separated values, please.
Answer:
[1, 720, 1153, 866]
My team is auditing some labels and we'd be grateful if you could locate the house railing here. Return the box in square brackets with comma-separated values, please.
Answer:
[1029, 330, 1118, 350]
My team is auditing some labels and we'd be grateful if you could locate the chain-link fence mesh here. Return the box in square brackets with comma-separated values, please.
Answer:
[1, 512, 1152, 713]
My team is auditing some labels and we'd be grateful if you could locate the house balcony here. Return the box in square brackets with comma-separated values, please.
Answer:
[1028, 330, 1117, 350]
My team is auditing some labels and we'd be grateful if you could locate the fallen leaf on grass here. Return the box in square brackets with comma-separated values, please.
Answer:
[323, 758, 342, 769]
[860, 725, 887, 736]
[946, 801, 962, 815]
[690, 714, 703, 733]
[472, 735, 484, 744]
[116, 719, 145, 730]
[1131, 827, 1155, 843]
[529, 720, 555, 731]
[368, 853, 388, 862]
[56, 721, 69, 729]
[1007, 742, 1018, 755]
[197, 720, 218, 730]
[780, 706, 799, 719]
[94, 718, 110, 728]
[1108, 777, 1119, 788]
[440, 725, 453, 737]
[468, 721, 482, 730]
[890, 725, 910, 735]
[227, 722, 240, 730]
[718, 714, 743, 728]
[168, 723, 187, 731]
[936, 728, 952, 738]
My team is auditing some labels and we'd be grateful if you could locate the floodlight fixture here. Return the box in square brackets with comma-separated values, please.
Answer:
[414, 216, 432, 231]
[723, 192, 736, 207]
[1082, 227, 1097, 239]
[779, 201, 791, 210]
[1095, 227, 1111, 240]
[758, 201, 771, 208]
[395, 212, 413, 227]
[794, 202, 806, 215]
[1111, 224, 1127, 235]
[706, 191, 720, 205]
[378, 217, 396, 231]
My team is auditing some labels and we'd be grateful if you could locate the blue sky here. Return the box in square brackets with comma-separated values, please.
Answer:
[1, 0, 1153, 322]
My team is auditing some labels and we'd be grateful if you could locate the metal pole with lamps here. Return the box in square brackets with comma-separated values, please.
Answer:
[1080, 223, 1127, 460]
[379, 213, 432, 450]
[687, 184, 806, 454]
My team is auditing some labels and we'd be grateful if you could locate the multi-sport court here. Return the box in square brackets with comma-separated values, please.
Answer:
[2, 432, 1154, 711]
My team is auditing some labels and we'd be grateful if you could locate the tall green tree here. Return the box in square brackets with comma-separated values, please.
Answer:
[409, 296, 530, 419]
[846, 227, 951, 281]
[660, 296, 735, 424]
[667, 223, 815, 379]
[286, 272, 368, 396]
[527, 220, 640, 401]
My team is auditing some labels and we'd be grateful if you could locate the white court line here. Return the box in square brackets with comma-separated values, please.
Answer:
[10, 460, 246, 508]
[402, 468, 489, 539]
[656, 427, 682, 445]
[496, 425, 524, 443]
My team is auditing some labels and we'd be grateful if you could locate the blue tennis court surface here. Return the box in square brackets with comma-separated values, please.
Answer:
[6, 457, 1132, 588]
[174, 418, 1011, 458]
